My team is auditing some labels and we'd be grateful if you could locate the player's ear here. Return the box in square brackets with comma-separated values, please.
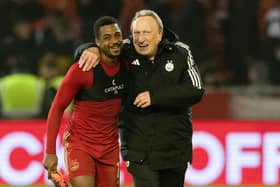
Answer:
[158, 30, 163, 43]
[95, 38, 100, 47]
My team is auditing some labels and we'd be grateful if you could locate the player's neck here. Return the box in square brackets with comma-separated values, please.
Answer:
[101, 54, 118, 66]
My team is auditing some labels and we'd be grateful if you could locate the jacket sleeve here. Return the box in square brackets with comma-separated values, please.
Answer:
[150, 42, 205, 109]
[73, 42, 95, 61]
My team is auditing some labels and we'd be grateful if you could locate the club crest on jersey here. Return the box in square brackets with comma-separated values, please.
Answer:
[70, 159, 79, 172]
[165, 60, 174, 72]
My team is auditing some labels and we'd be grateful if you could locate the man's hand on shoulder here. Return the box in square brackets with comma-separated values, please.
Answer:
[78, 47, 100, 71]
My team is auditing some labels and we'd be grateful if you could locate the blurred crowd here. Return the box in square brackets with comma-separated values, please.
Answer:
[0, 0, 279, 119]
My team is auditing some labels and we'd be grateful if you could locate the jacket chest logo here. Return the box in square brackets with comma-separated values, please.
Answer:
[131, 59, 140, 66]
[165, 60, 174, 72]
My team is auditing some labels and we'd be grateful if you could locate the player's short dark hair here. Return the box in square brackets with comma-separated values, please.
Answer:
[94, 16, 120, 39]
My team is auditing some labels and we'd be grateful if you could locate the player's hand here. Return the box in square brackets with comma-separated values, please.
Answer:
[50, 170, 69, 187]
[43, 153, 58, 178]
[78, 47, 100, 71]
[133, 91, 151, 108]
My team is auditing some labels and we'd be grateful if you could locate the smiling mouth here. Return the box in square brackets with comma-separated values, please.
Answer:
[138, 44, 149, 50]
[111, 45, 120, 50]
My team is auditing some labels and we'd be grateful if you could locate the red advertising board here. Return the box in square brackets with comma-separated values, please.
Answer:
[0, 119, 279, 186]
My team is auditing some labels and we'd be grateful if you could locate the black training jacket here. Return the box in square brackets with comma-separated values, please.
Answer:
[119, 39, 205, 170]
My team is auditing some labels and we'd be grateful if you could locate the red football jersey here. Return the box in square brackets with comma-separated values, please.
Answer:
[46, 61, 123, 154]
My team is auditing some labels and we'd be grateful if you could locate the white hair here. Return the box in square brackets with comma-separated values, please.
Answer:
[130, 9, 164, 33]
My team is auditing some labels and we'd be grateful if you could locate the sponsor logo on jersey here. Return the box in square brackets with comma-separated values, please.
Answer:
[104, 79, 124, 94]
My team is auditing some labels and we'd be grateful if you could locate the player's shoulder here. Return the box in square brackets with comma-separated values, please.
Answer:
[67, 62, 79, 73]
[68, 62, 92, 75]
[71, 62, 79, 69]
[65, 62, 93, 87]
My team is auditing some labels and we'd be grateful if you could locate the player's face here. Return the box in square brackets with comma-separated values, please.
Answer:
[132, 16, 163, 60]
[96, 24, 123, 59]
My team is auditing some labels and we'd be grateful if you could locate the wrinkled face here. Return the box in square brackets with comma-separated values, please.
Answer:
[96, 23, 123, 59]
[132, 16, 163, 59]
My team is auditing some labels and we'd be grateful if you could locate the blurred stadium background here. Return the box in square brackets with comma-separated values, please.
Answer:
[0, 0, 280, 186]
